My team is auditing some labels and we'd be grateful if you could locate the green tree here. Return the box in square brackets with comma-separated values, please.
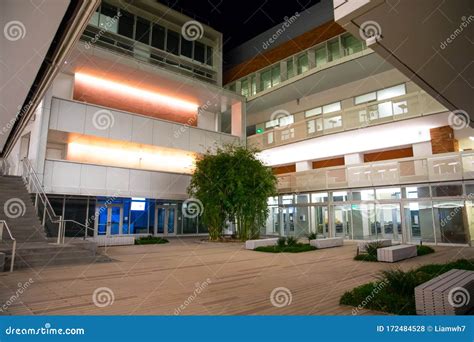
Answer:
[188, 145, 277, 241]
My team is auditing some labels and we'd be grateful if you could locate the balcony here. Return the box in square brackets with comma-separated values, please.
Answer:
[248, 90, 446, 150]
[276, 152, 474, 193]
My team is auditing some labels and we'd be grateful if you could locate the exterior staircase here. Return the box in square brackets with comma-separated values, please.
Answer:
[0, 175, 109, 271]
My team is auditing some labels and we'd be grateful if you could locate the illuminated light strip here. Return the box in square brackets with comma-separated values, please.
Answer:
[75, 72, 199, 112]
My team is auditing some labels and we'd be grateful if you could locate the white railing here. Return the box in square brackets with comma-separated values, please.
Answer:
[276, 151, 474, 192]
[21, 158, 95, 243]
[248, 91, 446, 149]
[0, 220, 16, 272]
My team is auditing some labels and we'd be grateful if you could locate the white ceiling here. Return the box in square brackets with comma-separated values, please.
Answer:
[0, 0, 70, 153]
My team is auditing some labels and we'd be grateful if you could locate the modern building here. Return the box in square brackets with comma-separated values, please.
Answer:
[224, 0, 474, 246]
[1, 0, 473, 256]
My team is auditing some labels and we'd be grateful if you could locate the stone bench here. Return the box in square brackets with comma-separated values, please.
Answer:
[377, 244, 417, 262]
[357, 239, 392, 252]
[415, 269, 474, 315]
[245, 238, 278, 250]
[310, 237, 343, 249]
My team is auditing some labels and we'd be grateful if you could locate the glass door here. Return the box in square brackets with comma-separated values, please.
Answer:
[376, 203, 402, 241]
[332, 204, 351, 238]
[282, 207, 295, 236]
[155, 205, 177, 236]
[108, 205, 123, 236]
[309, 206, 329, 238]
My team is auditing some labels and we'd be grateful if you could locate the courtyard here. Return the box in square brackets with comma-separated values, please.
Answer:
[1, 239, 473, 316]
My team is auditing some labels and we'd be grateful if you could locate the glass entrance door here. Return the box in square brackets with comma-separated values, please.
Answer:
[376, 203, 402, 241]
[282, 207, 295, 236]
[332, 204, 351, 238]
[309, 206, 329, 238]
[155, 205, 177, 236]
[97, 204, 123, 236]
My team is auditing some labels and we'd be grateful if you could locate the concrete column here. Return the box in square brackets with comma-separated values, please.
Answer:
[412, 141, 432, 157]
[296, 161, 312, 172]
[344, 153, 363, 165]
[231, 102, 245, 139]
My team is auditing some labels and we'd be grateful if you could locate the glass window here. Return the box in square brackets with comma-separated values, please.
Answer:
[322, 102, 341, 114]
[282, 195, 294, 205]
[118, 9, 134, 38]
[180, 38, 193, 58]
[64, 197, 88, 237]
[323, 115, 342, 129]
[228, 83, 236, 92]
[206, 46, 213, 66]
[315, 46, 327, 67]
[267, 196, 279, 205]
[135, 17, 150, 44]
[332, 191, 348, 202]
[376, 187, 401, 200]
[377, 84, 406, 101]
[307, 120, 316, 134]
[295, 194, 310, 204]
[265, 118, 279, 129]
[342, 34, 363, 55]
[404, 202, 435, 243]
[327, 39, 340, 62]
[305, 107, 322, 118]
[278, 115, 294, 127]
[404, 186, 431, 199]
[433, 201, 468, 243]
[241, 79, 249, 97]
[99, 3, 118, 33]
[151, 24, 165, 50]
[377, 101, 393, 118]
[129, 199, 149, 234]
[287, 59, 294, 79]
[250, 75, 257, 95]
[351, 203, 376, 239]
[166, 30, 180, 55]
[465, 183, 474, 196]
[355, 92, 377, 105]
[297, 54, 309, 74]
[432, 184, 463, 197]
[260, 69, 271, 91]
[194, 42, 205, 63]
[311, 192, 329, 203]
[271, 65, 281, 86]
[352, 189, 375, 201]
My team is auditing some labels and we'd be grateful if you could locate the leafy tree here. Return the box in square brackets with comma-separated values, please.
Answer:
[188, 145, 277, 241]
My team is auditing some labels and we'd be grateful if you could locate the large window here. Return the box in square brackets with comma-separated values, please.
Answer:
[194, 42, 205, 63]
[166, 30, 180, 55]
[355, 84, 406, 105]
[260, 65, 280, 91]
[151, 24, 165, 50]
[305, 101, 341, 118]
[297, 54, 309, 74]
[118, 9, 134, 38]
[342, 34, 363, 55]
[135, 17, 150, 44]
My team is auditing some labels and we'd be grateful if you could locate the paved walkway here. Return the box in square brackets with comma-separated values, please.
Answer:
[1, 238, 473, 315]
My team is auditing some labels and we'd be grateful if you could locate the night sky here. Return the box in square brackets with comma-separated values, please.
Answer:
[158, 0, 321, 52]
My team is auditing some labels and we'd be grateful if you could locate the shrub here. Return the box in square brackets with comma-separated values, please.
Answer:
[353, 254, 377, 262]
[135, 236, 169, 245]
[255, 244, 316, 253]
[378, 269, 431, 297]
[417, 245, 435, 256]
[307, 232, 317, 241]
[277, 237, 287, 248]
[364, 242, 384, 258]
[286, 236, 299, 247]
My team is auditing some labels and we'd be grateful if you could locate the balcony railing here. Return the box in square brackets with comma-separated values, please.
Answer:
[276, 151, 474, 193]
[248, 91, 446, 150]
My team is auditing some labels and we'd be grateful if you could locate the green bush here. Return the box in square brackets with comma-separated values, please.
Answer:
[135, 236, 169, 245]
[277, 237, 287, 248]
[286, 236, 299, 247]
[353, 254, 378, 262]
[341, 259, 474, 315]
[417, 245, 435, 256]
[255, 244, 316, 253]
[365, 242, 384, 258]
[307, 232, 317, 241]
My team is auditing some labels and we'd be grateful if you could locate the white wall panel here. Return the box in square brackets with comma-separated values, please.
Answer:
[80, 164, 107, 195]
[109, 110, 132, 141]
[57, 100, 85, 132]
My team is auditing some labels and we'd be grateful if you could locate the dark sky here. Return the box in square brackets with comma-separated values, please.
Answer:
[159, 0, 320, 51]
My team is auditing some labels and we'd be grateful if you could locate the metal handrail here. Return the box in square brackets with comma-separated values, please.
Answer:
[61, 219, 94, 240]
[0, 220, 17, 272]
[21, 158, 65, 244]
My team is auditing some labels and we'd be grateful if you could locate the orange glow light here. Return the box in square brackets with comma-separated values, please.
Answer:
[75, 72, 199, 113]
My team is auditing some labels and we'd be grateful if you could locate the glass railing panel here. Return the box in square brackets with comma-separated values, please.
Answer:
[462, 153, 474, 179]
[347, 165, 372, 187]
[295, 169, 326, 192]
[399, 159, 429, 182]
[277, 174, 293, 191]
[326, 167, 348, 188]
[322, 112, 344, 134]
[370, 162, 399, 185]
[420, 92, 447, 115]
[428, 155, 463, 181]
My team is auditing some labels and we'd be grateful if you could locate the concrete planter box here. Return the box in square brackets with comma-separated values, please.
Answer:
[310, 237, 343, 249]
[245, 238, 278, 250]
[377, 244, 417, 262]
[357, 239, 392, 252]
[415, 269, 474, 315]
